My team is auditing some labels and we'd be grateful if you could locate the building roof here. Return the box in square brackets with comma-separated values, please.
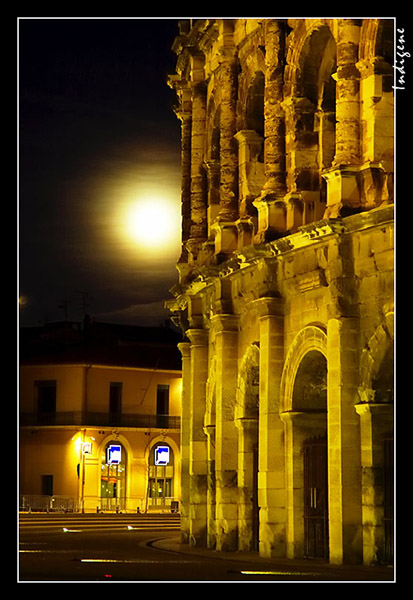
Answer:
[19, 318, 183, 371]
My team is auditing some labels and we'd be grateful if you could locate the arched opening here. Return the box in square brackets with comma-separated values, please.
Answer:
[100, 441, 127, 511]
[287, 25, 337, 225]
[292, 350, 327, 411]
[245, 71, 265, 161]
[147, 441, 175, 511]
[372, 345, 394, 404]
[281, 329, 328, 560]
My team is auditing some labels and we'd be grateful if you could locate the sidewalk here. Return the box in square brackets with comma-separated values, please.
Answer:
[151, 536, 395, 582]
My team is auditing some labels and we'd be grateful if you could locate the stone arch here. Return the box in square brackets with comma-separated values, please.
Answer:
[281, 325, 328, 413]
[285, 19, 335, 98]
[359, 18, 394, 66]
[280, 325, 328, 559]
[358, 312, 394, 404]
[284, 21, 337, 224]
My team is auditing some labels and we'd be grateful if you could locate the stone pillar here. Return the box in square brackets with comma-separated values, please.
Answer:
[327, 317, 363, 564]
[178, 342, 191, 543]
[252, 297, 286, 558]
[211, 313, 239, 552]
[204, 424, 216, 549]
[254, 19, 287, 239]
[234, 129, 265, 217]
[187, 53, 208, 260]
[323, 19, 362, 217]
[187, 328, 209, 546]
[355, 402, 394, 565]
[236, 417, 258, 551]
[217, 21, 239, 223]
[205, 159, 221, 234]
[177, 86, 192, 262]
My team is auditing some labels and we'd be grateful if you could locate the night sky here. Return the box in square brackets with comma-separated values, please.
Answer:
[19, 17, 182, 328]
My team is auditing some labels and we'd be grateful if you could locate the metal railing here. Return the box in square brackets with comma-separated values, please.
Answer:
[19, 411, 180, 429]
[19, 495, 79, 513]
[19, 494, 180, 514]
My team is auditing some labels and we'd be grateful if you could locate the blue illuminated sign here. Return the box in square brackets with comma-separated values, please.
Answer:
[106, 444, 121, 465]
[154, 445, 170, 466]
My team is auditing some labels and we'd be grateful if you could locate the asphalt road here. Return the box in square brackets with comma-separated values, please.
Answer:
[18, 514, 395, 583]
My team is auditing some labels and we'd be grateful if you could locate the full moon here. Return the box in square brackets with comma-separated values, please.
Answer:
[123, 197, 181, 255]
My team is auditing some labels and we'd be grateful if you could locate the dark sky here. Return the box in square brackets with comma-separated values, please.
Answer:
[18, 17, 182, 328]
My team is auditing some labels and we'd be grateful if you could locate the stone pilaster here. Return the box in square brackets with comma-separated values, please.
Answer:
[176, 85, 193, 277]
[355, 402, 394, 565]
[187, 328, 209, 546]
[254, 20, 287, 239]
[324, 19, 362, 217]
[236, 417, 258, 551]
[217, 22, 239, 223]
[211, 313, 239, 552]
[178, 342, 191, 543]
[187, 53, 208, 259]
[252, 297, 286, 558]
[327, 316, 363, 564]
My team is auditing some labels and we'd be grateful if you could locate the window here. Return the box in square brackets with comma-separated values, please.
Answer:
[109, 382, 122, 424]
[35, 380, 56, 424]
[156, 384, 169, 428]
[41, 474, 53, 496]
[100, 442, 126, 510]
[148, 442, 174, 501]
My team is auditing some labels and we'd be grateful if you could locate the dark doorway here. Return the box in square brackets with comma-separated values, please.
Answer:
[303, 434, 329, 559]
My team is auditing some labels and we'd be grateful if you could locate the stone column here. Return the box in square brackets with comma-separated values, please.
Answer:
[217, 22, 239, 223]
[211, 313, 239, 552]
[236, 417, 258, 551]
[323, 19, 362, 217]
[327, 316, 363, 564]
[254, 19, 287, 239]
[187, 328, 209, 546]
[355, 402, 394, 565]
[204, 424, 216, 549]
[178, 341, 191, 543]
[187, 53, 208, 260]
[205, 159, 221, 234]
[234, 129, 265, 217]
[252, 297, 286, 558]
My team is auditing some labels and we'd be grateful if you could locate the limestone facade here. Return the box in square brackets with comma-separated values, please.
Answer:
[167, 18, 394, 565]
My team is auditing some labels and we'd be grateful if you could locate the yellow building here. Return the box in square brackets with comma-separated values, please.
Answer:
[19, 320, 182, 513]
[166, 19, 394, 565]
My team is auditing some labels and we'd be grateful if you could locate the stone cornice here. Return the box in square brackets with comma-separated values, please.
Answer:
[167, 205, 394, 306]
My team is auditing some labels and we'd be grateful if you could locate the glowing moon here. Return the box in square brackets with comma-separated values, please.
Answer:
[121, 196, 181, 257]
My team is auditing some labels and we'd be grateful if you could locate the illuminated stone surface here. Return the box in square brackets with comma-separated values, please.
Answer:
[167, 19, 394, 565]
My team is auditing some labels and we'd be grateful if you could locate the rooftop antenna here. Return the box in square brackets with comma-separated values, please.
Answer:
[75, 291, 89, 317]
[58, 299, 71, 321]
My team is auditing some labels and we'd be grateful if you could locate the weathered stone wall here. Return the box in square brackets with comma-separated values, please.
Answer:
[168, 18, 394, 566]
